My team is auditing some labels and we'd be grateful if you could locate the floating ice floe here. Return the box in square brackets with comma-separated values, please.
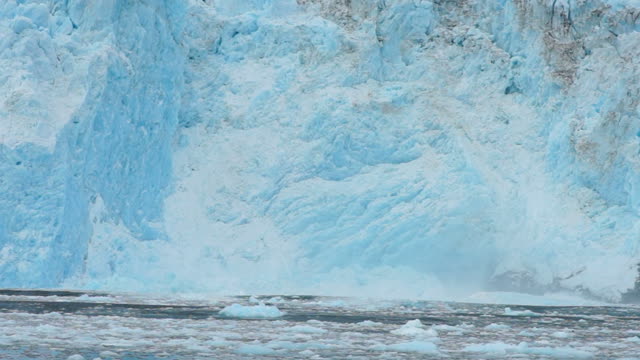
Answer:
[504, 307, 542, 317]
[464, 341, 593, 358]
[285, 325, 327, 334]
[485, 323, 511, 330]
[373, 341, 440, 354]
[218, 303, 284, 318]
[266, 340, 330, 351]
[429, 323, 472, 336]
[356, 320, 383, 327]
[98, 351, 118, 359]
[624, 336, 640, 343]
[266, 296, 285, 304]
[0, 294, 637, 359]
[235, 343, 275, 355]
[391, 319, 439, 337]
[552, 331, 574, 338]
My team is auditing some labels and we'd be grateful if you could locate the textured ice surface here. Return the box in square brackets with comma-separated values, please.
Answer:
[0, 0, 184, 288]
[1, 0, 640, 301]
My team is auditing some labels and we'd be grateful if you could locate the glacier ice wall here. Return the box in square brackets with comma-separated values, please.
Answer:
[0, 0, 184, 286]
[1, 0, 639, 301]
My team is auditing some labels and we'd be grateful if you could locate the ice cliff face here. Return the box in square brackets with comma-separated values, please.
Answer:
[0, 0, 184, 287]
[1, 0, 639, 301]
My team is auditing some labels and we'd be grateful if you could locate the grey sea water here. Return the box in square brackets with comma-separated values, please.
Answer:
[0, 290, 638, 359]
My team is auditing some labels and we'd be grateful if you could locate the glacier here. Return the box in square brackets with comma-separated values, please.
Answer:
[0, 0, 639, 302]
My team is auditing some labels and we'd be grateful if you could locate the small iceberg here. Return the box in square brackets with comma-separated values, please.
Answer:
[219, 303, 284, 318]
[504, 307, 542, 317]
[391, 319, 438, 337]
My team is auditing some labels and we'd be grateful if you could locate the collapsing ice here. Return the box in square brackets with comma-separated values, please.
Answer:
[0, 0, 640, 301]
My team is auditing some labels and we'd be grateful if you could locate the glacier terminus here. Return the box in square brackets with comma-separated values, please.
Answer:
[3, 0, 640, 359]
[1, 0, 640, 319]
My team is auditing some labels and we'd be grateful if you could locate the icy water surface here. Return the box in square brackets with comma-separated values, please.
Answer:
[0, 290, 638, 359]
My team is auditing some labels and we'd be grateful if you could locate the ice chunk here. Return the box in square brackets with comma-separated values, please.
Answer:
[391, 319, 438, 337]
[464, 342, 516, 355]
[219, 303, 284, 318]
[267, 340, 329, 351]
[373, 341, 439, 354]
[266, 296, 285, 304]
[235, 344, 275, 355]
[522, 344, 594, 358]
[431, 324, 471, 332]
[552, 331, 573, 338]
[98, 351, 118, 359]
[519, 330, 537, 336]
[504, 307, 542, 316]
[285, 325, 327, 334]
[357, 320, 383, 327]
[464, 342, 593, 358]
[484, 323, 511, 330]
